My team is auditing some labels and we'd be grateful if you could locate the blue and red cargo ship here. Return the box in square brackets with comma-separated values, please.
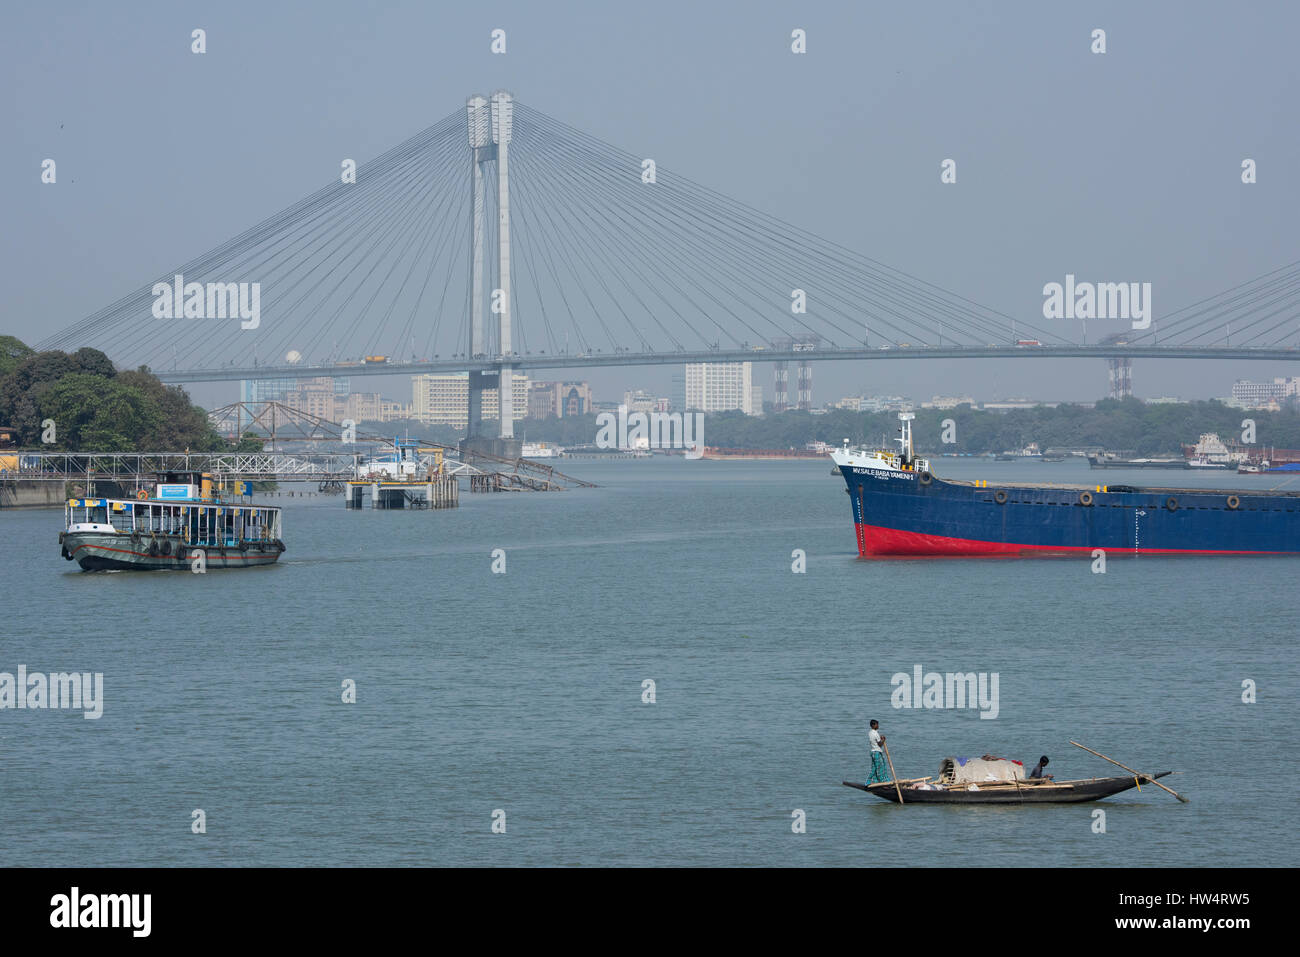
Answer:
[831, 414, 1300, 557]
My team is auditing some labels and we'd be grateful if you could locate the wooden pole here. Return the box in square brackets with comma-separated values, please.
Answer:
[882, 741, 904, 805]
[1069, 740, 1189, 802]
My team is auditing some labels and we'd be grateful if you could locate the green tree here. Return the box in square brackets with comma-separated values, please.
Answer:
[0, 336, 35, 377]
[0, 341, 234, 451]
[234, 432, 266, 452]
[38, 374, 160, 450]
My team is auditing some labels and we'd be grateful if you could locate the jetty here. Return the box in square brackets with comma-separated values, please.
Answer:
[2, 402, 594, 508]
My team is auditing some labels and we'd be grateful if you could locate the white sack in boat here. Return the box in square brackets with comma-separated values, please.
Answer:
[940, 756, 1026, 784]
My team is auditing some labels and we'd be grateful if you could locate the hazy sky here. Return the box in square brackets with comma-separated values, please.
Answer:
[4, 0, 1298, 409]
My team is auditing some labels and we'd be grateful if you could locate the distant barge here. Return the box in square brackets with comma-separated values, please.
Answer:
[59, 471, 284, 571]
[702, 447, 827, 460]
[1087, 453, 1188, 470]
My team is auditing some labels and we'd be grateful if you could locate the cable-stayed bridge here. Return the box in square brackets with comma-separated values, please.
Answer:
[38, 92, 1300, 446]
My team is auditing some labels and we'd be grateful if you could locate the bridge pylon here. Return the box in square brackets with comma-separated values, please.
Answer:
[463, 90, 521, 458]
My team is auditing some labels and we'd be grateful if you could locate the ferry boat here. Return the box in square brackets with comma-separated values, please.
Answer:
[521, 442, 560, 459]
[59, 471, 284, 570]
[1182, 432, 1245, 468]
[830, 413, 1300, 556]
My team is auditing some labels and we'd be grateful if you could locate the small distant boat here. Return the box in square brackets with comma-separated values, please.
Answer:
[59, 470, 284, 571]
[843, 743, 1186, 805]
[996, 443, 1042, 461]
[1186, 455, 1229, 470]
[843, 772, 1172, 804]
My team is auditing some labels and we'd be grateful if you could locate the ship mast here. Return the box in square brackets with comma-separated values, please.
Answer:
[897, 412, 915, 465]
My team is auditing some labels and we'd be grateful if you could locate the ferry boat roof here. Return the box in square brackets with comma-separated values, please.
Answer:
[67, 496, 278, 512]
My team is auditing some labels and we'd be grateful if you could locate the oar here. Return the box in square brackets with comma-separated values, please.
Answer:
[882, 741, 905, 805]
[1069, 740, 1189, 803]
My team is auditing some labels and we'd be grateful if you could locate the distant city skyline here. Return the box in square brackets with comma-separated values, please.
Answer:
[235, 365, 1291, 430]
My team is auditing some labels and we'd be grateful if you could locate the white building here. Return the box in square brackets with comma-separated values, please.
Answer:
[411, 372, 529, 428]
[921, 395, 976, 410]
[857, 395, 913, 413]
[981, 399, 1046, 412]
[684, 362, 757, 414]
[622, 389, 668, 414]
[1230, 377, 1299, 409]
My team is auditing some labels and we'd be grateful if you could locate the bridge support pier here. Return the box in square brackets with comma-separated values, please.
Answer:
[467, 370, 488, 438]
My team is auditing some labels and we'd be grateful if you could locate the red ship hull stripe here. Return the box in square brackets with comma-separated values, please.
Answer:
[854, 522, 1292, 557]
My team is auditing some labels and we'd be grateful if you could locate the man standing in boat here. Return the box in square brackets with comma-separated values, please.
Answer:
[867, 720, 891, 784]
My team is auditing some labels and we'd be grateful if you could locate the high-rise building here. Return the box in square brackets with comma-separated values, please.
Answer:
[684, 362, 757, 414]
[336, 393, 384, 423]
[412, 373, 529, 428]
[241, 376, 351, 406]
[240, 377, 298, 404]
[284, 388, 335, 420]
[527, 381, 592, 419]
[670, 372, 686, 413]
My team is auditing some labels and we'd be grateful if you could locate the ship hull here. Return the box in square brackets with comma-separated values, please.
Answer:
[837, 465, 1300, 557]
[60, 532, 284, 571]
[843, 772, 1171, 804]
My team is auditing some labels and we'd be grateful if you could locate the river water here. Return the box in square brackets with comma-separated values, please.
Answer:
[2, 457, 1294, 865]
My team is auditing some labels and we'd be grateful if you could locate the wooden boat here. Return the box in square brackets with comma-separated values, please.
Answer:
[842, 771, 1173, 804]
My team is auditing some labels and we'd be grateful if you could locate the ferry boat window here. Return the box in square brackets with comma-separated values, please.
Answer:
[88, 504, 108, 524]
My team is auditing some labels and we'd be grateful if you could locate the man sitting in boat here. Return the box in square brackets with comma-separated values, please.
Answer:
[1029, 755, 1054, 781]
[867, 720, 891, 784]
